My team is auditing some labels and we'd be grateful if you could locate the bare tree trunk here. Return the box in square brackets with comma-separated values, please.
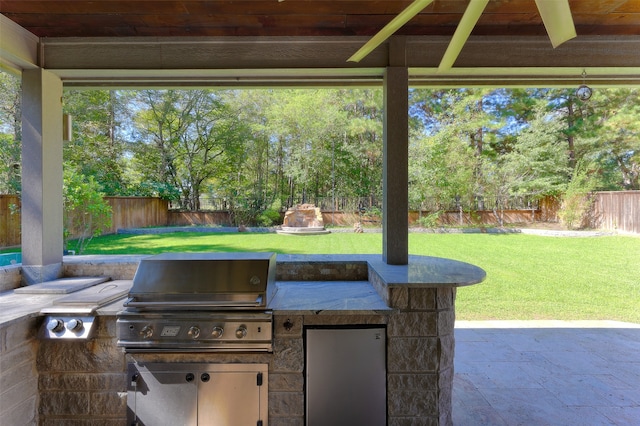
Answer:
[566, 101, 577, 171]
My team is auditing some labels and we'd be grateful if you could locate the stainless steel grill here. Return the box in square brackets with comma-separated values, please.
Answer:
[117, 252, 276, 352]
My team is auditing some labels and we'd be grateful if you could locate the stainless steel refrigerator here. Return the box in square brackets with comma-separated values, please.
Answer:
[305, 327, 386, 426]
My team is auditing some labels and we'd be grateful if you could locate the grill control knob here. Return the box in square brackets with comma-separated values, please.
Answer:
[188, 326, 201, 339]
[46, 318, 65, 333]
[67, 318, 84, 332]
[211, 327, 224, 339]
[235, 326, 247, 339]
[140, 325, 154, 339]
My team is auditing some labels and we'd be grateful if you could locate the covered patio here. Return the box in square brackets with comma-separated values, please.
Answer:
[2, 0, 640, 278]
[1, 1, 640, 425]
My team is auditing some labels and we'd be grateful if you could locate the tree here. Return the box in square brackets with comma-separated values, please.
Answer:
[409, 89, 501, 216]
[131, 89, 250, 210]
[558, 162, 598, 229]
[63, 89, 132, 195]
[63, 168, 112, 253]
[341, 89, 384, 204]
[500, 104, 571, 199]
[539, 88, 599, 174]
[0, 72, 21, 194]
[262, 89, 355, 207]
[6, 83, 640, 227]
[588, 89, 640, 190]
[227, 90, 274, 212]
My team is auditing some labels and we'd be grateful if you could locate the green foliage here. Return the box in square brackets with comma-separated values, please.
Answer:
[409, 89, 503, 213]
[127, 181, 181, 201]
[229, 207, 256, 227]
[4, 79, 640, 217]
[500, 104, 571, 198]
[417, 211, 441, 228]
[0, 133, 21, 194]
[0, 72, 21, 194]
[63, 89, 131, 195]
[256, 199, 283, 226]
[359, 206, 382, 224]
[587, 89, 640, 190]
[63, 169, 112, 253]
[226, 198, 283, 227]
[558, 163, 599, 229]
[0, 72, 21, 138]
[130, 89, 252, 210]
[257, 208, 282, 227]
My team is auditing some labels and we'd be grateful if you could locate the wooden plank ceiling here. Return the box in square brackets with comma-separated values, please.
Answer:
[2, 0, 640, 39]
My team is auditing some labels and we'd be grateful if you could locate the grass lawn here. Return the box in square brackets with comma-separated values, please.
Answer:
[73, 231, 640, 323]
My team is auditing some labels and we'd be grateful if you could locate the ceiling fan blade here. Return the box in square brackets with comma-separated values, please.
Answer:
[534, 0, 576, 48]
[437, 0, 490, 72]
[347, 0, 435, 63]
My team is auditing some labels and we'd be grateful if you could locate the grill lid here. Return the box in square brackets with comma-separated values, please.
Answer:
[125, 252, 276, 309]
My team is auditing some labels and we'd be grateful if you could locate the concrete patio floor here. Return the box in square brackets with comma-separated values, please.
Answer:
[453, 321, 640, 426]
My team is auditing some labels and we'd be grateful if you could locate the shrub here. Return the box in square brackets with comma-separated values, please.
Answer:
[417, 211, 441, 228]
[558, 164, 598, 230]
[257, 208, 282, 226]
[64, 169, 112, 253]
[359, 206, 382, 225]
[229, 206, 255, 227]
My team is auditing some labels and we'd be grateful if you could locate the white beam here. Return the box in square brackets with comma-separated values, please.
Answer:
[0, 15, 39, 74]
[52, 67, 385, 89]
[409, 67, 640, 88]
[38, 35, 640, 88]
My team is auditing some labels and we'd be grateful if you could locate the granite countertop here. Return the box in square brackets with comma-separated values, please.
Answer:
[269, 280, 393, 314]
[1, 254, 486, 326]
[0, 278, 131, 327]
[275, 254, 486, 288]
[0, 292, 59, 325]
[268, 255, 485, 314]
[368, 255, 486, 288]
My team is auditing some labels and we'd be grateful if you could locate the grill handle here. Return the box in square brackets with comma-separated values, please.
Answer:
[123, 296, 264, 309]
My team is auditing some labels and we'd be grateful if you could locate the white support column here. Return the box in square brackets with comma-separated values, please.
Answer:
[21, 68, 64, 284]
[382, 66, 409, 265]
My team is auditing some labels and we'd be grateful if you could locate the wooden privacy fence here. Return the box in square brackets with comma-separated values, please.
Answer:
[0, 196, 169, 248]
[0, 195, 20, 247]
[589, 191, 640, 234]
[168, 208, 548, 227]
[0, 192, 638, 247]
[105, 197, 169, 234]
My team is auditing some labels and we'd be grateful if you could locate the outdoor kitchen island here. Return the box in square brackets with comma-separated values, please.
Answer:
[268, 254, 486, 426]
[0, 253, 485, 426]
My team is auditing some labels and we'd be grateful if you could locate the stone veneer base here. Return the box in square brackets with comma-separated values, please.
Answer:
[1, 254, 484, 426]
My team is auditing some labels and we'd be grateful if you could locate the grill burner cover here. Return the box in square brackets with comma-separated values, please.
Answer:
[125, 252, 276, 309]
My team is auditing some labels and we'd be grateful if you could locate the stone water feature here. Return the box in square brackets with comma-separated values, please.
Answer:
[277, 203, 330, 235]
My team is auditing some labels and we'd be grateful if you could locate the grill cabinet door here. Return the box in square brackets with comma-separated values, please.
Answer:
[128, 363, 268, 426]
[128, 364, 198, 425]
[198, 366, 267, 425]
